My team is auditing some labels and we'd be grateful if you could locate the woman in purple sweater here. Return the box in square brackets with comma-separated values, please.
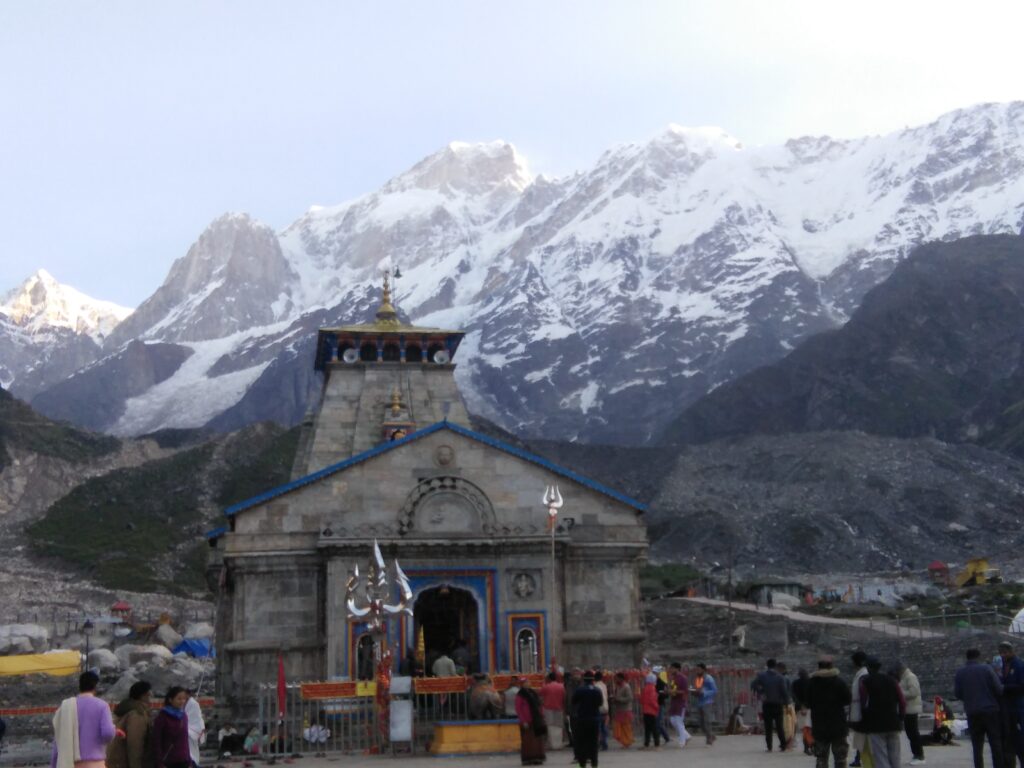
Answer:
[51, 672, 119, 768]
[152, 688, 191, 768]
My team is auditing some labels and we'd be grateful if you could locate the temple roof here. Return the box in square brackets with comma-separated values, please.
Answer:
[217, 421, 646, 525]
[323, 271, 464, 336]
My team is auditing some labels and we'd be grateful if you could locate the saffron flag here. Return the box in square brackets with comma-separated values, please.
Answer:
[276, 652, 287, 718]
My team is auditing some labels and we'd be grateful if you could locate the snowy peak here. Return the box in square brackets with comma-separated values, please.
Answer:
[11, 101, 1024, 444]
[387, 141, 532, 197]
[104, 212, 296, 347]
[0, 269, 132, 341]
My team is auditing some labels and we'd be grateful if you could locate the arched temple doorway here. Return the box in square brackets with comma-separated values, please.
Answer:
[414, 585, 480, 674]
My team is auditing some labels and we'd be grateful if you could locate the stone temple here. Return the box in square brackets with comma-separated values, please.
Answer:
[208, 275, 647, 713]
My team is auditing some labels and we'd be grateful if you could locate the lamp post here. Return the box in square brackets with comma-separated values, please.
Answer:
[82, 619, 94, 669]
[543, 485, 563, 670]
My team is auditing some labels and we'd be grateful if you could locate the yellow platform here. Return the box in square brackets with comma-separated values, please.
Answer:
[429, 719, 521, 754]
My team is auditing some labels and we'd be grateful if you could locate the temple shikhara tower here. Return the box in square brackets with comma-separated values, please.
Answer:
[208, 272, 648, 714]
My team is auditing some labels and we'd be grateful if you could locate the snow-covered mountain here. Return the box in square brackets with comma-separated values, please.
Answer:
[10, 102, 1024, 443]
[0, 270, 132, 392]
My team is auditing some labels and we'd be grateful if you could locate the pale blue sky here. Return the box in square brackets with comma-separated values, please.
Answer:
[2, 0, 1023, 306]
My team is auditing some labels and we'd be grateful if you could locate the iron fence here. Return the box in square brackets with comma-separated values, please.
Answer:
[864, 608, 1023, 639]
[253, 667, 758, 757]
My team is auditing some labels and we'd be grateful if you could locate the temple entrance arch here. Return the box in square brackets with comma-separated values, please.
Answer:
[414, 585, 480, 674]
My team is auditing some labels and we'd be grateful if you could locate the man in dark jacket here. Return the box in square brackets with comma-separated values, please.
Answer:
[792, 668, 813, 755]
[955, 648, 1004, 768]
[751, 658, 790, 751]
[860, 657, 905, 768]
[807, 656, 851, 768]
[998, 641, 1024, 768]
[570, 672, 603, 768]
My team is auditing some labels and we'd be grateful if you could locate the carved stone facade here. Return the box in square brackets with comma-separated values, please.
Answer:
[209, 281, 647, 716]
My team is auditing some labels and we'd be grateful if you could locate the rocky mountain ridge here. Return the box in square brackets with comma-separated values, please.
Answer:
[662, 234, 1024, 456]
[0, 270, 132, 394]
[6, 102, 1024, 443]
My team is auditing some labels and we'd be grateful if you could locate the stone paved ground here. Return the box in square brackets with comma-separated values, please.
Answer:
[0, 733, 973, 767]
[234, 735, 967, 768]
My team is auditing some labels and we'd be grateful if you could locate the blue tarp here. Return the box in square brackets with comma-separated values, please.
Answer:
[172, 638, 215, 658]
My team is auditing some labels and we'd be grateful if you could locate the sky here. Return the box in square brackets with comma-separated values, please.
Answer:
[2, 0, 1023, 307]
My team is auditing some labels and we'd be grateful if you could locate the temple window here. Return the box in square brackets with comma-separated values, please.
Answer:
[405, 343, 423, 363]
[359, 342, 377, 362]
[382, 342, 401, 362]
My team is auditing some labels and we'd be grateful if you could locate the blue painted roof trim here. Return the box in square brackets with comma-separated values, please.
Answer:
[204, 525, 228, 540]
[222, 420, 647, 518]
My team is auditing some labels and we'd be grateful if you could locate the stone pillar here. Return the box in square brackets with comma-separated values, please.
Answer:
[325, 556, 348, 678]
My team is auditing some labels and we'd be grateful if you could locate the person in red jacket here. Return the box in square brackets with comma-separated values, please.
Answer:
[153, 688, 191, 768]
[641, 673, 662, 749]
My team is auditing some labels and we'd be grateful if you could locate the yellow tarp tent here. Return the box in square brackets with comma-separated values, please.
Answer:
[0, 651, 81, 677]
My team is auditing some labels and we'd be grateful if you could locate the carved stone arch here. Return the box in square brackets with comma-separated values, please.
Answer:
[397, 476, 498, 536]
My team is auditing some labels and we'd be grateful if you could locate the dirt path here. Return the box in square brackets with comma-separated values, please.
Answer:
[681, 596, 942, 639]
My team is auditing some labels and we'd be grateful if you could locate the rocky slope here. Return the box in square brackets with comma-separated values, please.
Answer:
[645, 431, 1024, 574]
[0, 380, 298, 601]
[7, 102, 1024, 444]
[661, 234, 1024, 454]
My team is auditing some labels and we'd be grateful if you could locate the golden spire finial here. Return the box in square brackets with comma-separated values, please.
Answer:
[391, 386, 403, 415]
[375, 267, 399, 326]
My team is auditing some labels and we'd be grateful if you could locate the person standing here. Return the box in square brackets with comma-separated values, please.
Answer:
[611, 673, 635, 748]
[653, 666, 671, 744]
[667, 662, 690, 747]
[639, 673, 659, 748]
[184, 691, 205, 768]
[107, 681, 154, 768]
[955, 648, 1005, 768]
[564, 668, 583, 749]
[778, 662, 796, 750]
[540, 672, 566, 750]
[153, 688, 191, 768]
[859, 657, 905, 768]
[807, 656, 851, 768]
[570, 672, 603, 768]
[895, 661, 926, 765]
[692, 663, 717, 745]
[848, 650, 869, 768]
[791, 668, 814, 756]
[52, 672, 119, 768]
[751, 658, 789, 751]
[998, 641, 1024, 768]
[515, 678, 547, 766]
[592, 671, 609, 751]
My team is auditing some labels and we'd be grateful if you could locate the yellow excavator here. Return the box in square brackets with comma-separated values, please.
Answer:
[955, 558, 1002, 587]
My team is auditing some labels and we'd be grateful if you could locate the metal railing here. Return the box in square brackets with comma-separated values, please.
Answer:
[865, 608, 1023, 639]
[253, 667, 759, 757]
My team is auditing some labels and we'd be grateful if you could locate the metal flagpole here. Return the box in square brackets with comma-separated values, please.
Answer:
[543, 485, 563, 670]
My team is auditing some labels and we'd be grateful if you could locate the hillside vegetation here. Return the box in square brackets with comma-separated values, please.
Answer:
[27, 424, 300, 594]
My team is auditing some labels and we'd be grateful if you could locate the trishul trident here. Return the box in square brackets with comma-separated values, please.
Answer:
[345, 540, 413, 659]
[543, 485, 563, 532]
[543, 484, 563, 669]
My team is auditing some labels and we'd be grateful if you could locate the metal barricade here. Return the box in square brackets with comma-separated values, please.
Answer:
[257, 682, 383, 756]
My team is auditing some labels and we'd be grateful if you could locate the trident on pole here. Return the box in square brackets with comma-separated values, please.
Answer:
[543, 485, 563, 669]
